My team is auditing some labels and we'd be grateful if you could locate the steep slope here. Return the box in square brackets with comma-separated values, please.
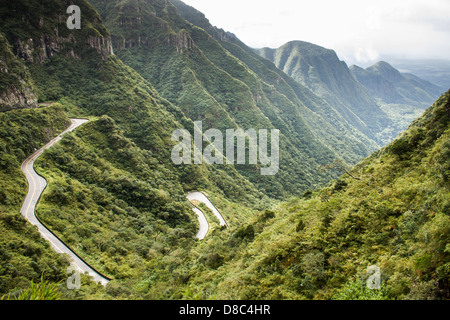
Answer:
[89, 0, 380, 198]
[351, 61, 443, 105]
[0, 0, 268, 298]
[0, 33, 38, 111]
[387, 58, 450, 90]
[0, 0, 264, 204]
[0, 104, 97, 297]
[2, 0, 448, 301]
[349, 64, 404, 104]
[350, 61, 445, 136]
[255, 41, 393, 144]
[170, 0, 377, 153]
[180, 90, 450, 300]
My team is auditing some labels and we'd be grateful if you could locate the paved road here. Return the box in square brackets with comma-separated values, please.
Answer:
[186, 192, 229, 240]
[20, 118, 110, 286]
[190, 206, 209, 240]
[20, 119, 226, 284]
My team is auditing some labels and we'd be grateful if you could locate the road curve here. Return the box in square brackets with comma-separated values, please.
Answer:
[191, 206, 209, 240]
[20, 118, 110, 286]
[186, 191, 229, 240]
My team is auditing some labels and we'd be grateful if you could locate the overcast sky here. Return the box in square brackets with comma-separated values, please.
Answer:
[180, 0, 450, 66]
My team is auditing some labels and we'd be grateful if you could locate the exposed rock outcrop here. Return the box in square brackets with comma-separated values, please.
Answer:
[172, 29, 194, 53]
[0, 34, 38, 111]
[86, 35, 114, 60]
[0, 83, 38, 112]
[15, 32, 113, 63]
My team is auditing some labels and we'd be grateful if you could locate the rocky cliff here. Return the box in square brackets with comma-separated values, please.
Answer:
[0, 0, 114, 110]
[0, 33, 38, 111]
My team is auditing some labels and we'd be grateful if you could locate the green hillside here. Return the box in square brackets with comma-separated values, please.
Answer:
[0, 33, 38, 111]
[89, 0, 381, 199]
[255, 42, 446, 149]
[0, 0, 267, 298]
[351, 61, 443, 105]
[255, 41, 393, 144]
[0, 0, 448, 301]
[175, 90, 450, 300]
[350, 61, 445, 137]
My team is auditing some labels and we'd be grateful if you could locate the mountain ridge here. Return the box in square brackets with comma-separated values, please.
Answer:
[255, 41, 446, 145]
[89, 0, 384, 198]
[351, 60, 444, 105]
[0, 0, 448, 301]
[255, 40, 395, 145]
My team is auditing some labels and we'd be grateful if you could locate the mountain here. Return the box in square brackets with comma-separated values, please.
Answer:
[255, 41, 394, 144]
[0, 0, 267, 296]
[255, 41, 446, 146]
[385, 57, 450, 90]
[169, 90, 450, 300]
[0, 0, 266, 205]
[88, 0, 384, 199]
[1, 0, 448, 301]
[351, 61, 443, 105]
[350, 61, 445, 137]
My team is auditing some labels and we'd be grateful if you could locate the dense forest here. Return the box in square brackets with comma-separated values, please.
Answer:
[0, 0, 448, 301]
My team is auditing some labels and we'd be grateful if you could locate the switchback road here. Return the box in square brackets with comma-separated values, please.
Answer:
[186, 191, 229, 240]
[20, 118, 110, 286]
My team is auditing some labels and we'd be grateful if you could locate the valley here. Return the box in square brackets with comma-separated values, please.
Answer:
[0, 0, 448, 301]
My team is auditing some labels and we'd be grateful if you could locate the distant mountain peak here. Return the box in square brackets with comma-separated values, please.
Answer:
[256, 40, 391, 144]
[366, 61, 403, 82]
[374, 60, 395, 67]
[351, 60, 443, 106]
[278, 40, 337, 58]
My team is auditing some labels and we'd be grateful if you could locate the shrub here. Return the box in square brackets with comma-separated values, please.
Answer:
[332, 279, 390, 300]
[389, 138, 411, 159]
[4, 275, 62, 300]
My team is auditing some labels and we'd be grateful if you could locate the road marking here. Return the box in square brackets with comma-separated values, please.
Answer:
[23, 136, 66, 254]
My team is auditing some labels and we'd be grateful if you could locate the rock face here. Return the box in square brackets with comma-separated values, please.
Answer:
[86, 35, 114, 60]
[0, 83, 38, 111]
[15, 32, 114, 63]
[172, 29, 195, 53]
[93, 0, 196, 54]
[0, 0, 115, 111]
[2, 0, 114, 64]
[0, 34, 38, 111]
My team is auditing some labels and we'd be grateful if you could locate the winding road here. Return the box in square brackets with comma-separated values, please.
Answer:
[19, 118, 227, 286]
[20, 118, 110, 286]
[187, 191, 229, 240]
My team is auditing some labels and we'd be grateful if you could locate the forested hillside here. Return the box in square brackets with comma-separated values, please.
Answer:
[89, 0, 382, 198]
[0, 105, 70, 295]
[256, 41, 393, 144]
[256, 41, 445, 145]
[174, 90, 450, 300]
[349, 61, 445, 136]
[351, 61, 443, 105]
[0, 0, 448, 301]
[0, 0, 267, 298]
[0, 33, 38, 111]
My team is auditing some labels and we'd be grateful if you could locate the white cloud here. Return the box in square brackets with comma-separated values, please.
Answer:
[366, 6, 382, 30]
[180, 0, 450, 63]
[355, 47, 380, 63]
